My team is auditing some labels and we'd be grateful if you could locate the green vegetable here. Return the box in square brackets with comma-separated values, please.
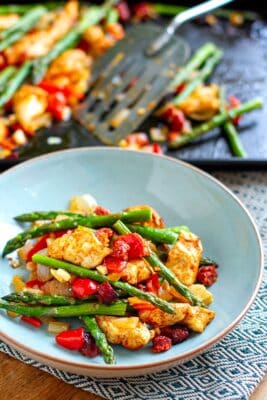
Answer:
[0, 6, 46, 40]
[173, 50, 223, 105]
[220, 87, 247, 157]
[0, 66, 17, 92]
[170, 43, 219, 89]
[32, 1, 118, 83]
[0, 3, 63, 14]
[2, 292, 91, 306]
[0, 61, 32, 108]
[167, 226, 190, 233]
[82, 316, 116, 364]
[200, 256, 218, 267]
[113, 220, 205, 307]
[168, 98, 263, 149]
[0, 299, 127, 317]
[32, 254, 175, 314]
[126, 224, 178, 244]
[3, 209, 152, 256]
[15, 211, 83, 222]
[106, 8, 119, 25]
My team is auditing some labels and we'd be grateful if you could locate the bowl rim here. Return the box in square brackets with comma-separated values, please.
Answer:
[0, 147, 264, 371]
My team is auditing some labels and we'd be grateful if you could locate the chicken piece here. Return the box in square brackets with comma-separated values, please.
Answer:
[182, 306, 215, 333]
[124, 205, 164, 228]
[139, 303, 190, 328]
[47, 226, 111, 269]
[121, 259, 152, 285]
[13, 85, 51, 133]
[4, 1, 78, 64]
[166, 230, 202, 286]
[69, 193, 97, 215]
[0, 14, 19, 30]
[96, 316, 154, 350]
[83, 25, 115, 58]
[179, 84, 220, 121]
[45, 49, 92, 105]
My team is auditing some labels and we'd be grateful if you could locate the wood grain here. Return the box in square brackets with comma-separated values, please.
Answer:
[0, 352, 266, 400]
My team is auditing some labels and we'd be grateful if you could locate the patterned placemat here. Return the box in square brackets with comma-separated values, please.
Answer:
[1, 171, 266, 400]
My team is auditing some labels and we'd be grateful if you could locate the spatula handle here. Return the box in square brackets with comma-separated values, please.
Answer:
[146, 0, 234, 56]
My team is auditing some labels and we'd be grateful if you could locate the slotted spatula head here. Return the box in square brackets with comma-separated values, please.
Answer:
[73, 23, 189, 145]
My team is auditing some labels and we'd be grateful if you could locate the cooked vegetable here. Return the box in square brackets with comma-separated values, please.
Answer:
[32, 1, 117, 83]
[3, 209, 152, 256]
[82, 315, 116, 364]
[15, 210, 83, 222]
[220, 87, 247, 157]
[173, 50, 223, 105]
[113, 220, 205, 307]
[0, 61, 32, 108]
[2, 292, 87, 306]
[0, 299, 127, 317]
[0, 66, 16, 91]
[31, 254, 175, 314]
[168, 98, 263, 149]
[125, 224, 178, 244]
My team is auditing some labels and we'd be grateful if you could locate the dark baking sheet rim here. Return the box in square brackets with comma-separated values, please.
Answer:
[1, 156, 267, 171]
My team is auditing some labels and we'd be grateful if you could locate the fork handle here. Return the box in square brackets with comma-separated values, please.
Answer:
[146, 0, 234, 56]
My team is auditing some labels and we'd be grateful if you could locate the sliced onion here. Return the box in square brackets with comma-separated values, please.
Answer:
[48, 321, 70, 335]
[37, 263, 52, 282]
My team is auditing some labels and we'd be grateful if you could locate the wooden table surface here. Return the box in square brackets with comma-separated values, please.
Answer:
[0, 352, 266, 400]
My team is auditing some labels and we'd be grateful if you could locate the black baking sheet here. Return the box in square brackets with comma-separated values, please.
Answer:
[1, 8, 267, 170]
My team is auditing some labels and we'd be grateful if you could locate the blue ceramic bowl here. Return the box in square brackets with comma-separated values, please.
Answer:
[0, 148, 263, 377]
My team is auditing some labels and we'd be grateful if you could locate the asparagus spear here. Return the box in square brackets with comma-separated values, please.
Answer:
[0, 299, 127, 317]
[167, 226, 190, 233]
[32, 254, 175, 314]
[0, 6, 46, 40]
[2, 292, 90, 306]
[0, 66, 17, 92]
[113, 221, 205, 307]
[0, 3, 62, 15]
[0, 61, 32, 108]
[106, 8, 119, 25]
[219, 87, 247, 157]
[15, 211, 83, 222]
[126, 224, 178, 244]
[32, 1, 117, 83]
[3, 209, 151, 256]
[200, 256, 218, 267]
[168, 98, 263, 149]
[169, 43, 218, 89]
[82, 316, 116, 364]
[173, 50, 223, 105]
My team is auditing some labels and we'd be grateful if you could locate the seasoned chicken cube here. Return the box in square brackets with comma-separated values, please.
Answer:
[164, 283, 213, 306]
[166, 230, 202, 286]
[47, 226, 111, 268]
[96, 316, 154, 350]
[124, 205, 164, 228]
[138, 303, 190, 328]
[121, 259, 152, 285]
[182, 306, 215, 333]
[13, 85, 51, 133]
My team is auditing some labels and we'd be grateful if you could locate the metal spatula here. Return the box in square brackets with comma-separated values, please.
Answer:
[74, 0, 233, 145]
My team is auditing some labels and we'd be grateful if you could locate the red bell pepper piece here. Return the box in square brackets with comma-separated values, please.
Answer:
[56, 327, 85, 350]
[21, 316, 42, 328]
[94, 205, 111, 215]
[104, 256, 127, 272]
[25, 279, 43, 289]
[116, 1, 131, 22]
[47, 91, 67, 121]
[229, 95, 241, 125]
[132, 2, 155, 21]
[26, 234, 50, 262]
[146, 273, 161, 293]
[71, 278, 99, 299]
[119, 233, 149, 260]
[53, 229, 71, 238]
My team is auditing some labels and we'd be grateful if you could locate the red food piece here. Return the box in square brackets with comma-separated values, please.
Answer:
[132, 2, 153, 21]
[163, 106, 186, 132]
[152, 335, 172, 353]
[167, 132, 180, 143]
[95, 227, 114, 244]
[160, 324, 190, 344]
[26, 234, 50, 262]
[94, 205, 111, 215]
[56, 327, 85, 350]
[80, 331, 101, 357]
[25, 279, 43, 289]
[175, 83, 186, 95]
[146, 273, 161, 293]
[142, 143, 163, 154]
[104, 256, 127, 272]
[97, 281, 118, 304]
[47, 91, 67, 121]
[228, 95, 241, 125]
[197, 265, 218, 287]
[53, 229, 72, 238]
[116, 1, 131, 22]
[38, 80, 81, 100]
[112, 237, 130, 260]
[119, 233, 149, 260]
[71, 278, 99, 299]
[21, 316, 42, 328]
[127, 132, 149, 147]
